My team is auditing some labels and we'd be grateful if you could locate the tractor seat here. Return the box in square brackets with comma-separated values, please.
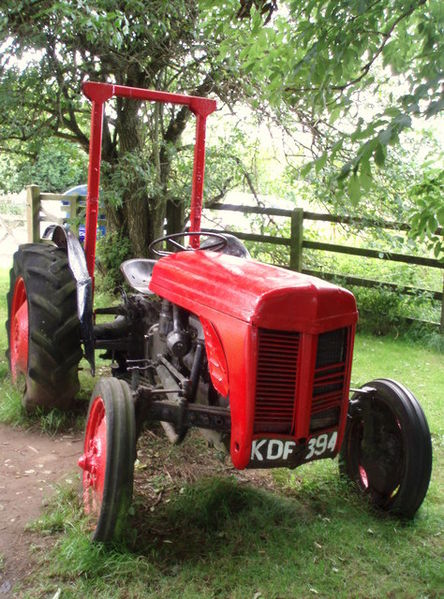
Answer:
[120, 259, 156, 294]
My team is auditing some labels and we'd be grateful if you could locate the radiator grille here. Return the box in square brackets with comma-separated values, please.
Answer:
[310, 328, 348, 432]
[254, 329, 299, 434]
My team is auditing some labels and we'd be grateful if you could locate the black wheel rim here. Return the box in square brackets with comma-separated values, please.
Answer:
[347, 398, 405, 509]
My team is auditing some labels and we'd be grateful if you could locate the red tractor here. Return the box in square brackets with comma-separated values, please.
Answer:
[7, 82, 432, 542]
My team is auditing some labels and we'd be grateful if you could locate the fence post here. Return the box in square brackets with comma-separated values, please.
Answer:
[69, 194, 79, 235]
[289, 208, 304, 271]
[26, 185, 40, 242]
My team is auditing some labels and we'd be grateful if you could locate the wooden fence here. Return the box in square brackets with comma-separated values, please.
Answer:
[206, 203, 444, 333]
[26, 184, 84, 241]
[0, 213, 25, 246]
[25, 186, 444, 332]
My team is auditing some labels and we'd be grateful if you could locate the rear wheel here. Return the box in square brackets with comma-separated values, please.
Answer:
[79, 378, 136, 542]
[6, 243, 82, 411]
[340, 379, 432, 518]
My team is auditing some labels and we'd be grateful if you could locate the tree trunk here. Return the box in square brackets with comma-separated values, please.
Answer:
[117, 99, 153, 257]
[166, 199, 185, 236]
[102, 96, 195, 257]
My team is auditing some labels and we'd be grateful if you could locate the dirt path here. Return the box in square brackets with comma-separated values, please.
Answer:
[0, 423, 82, 596]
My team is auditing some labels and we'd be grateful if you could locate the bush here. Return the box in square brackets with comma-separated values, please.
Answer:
[96, 231, 132, 291]
[0, 138, 87, 194]
[352, 286, 407, 335]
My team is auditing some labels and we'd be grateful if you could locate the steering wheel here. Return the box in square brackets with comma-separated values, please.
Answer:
[149, 231, 228, 257]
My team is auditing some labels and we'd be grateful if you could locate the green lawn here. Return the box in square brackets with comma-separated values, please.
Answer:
[0, 267, 443, 598]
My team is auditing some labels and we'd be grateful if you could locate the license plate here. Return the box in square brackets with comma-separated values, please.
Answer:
[249, 431, 338, 467]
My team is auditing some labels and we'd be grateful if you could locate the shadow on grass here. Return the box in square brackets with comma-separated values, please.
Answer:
[133, 476, 308, 561]
[126, 473, 377, 570]
[0, 354, 95, 435]
[43, 476, 337, 579]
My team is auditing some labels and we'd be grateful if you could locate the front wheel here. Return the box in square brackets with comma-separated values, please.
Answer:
[78, 378, 136, 542]
[340, 379, 432, 519]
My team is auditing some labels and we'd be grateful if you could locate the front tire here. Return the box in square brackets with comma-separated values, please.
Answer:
[340, 379, 432, 518]
[79, 378, 136, 542]
[6, 243, 82, 411]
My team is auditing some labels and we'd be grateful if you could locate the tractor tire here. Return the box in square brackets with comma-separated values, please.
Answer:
[339, 379, 432, 519]
[6, 243, 82, 411]
[79, 377, 136, 542]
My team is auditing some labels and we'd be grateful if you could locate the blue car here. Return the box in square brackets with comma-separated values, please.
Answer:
[62, 185, 106, 242]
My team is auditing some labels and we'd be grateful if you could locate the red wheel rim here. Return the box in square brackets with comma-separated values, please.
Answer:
[10, 276, 29, 383]
[78, 396, 107, 516]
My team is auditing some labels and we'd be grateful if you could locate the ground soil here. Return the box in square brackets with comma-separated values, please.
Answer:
[0, 423, 82, 596]
[0, 422, 277, 597]
[0, 195, 83, 596]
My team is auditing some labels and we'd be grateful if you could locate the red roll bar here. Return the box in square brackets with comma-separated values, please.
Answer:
[82, 81, 217, 286]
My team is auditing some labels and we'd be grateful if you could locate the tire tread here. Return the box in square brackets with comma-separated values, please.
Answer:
[6, 243, 81, 411]
[85, 378, 136, 542]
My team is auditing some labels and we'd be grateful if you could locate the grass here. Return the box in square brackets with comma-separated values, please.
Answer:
[21, 332, 444, 598]
[0, 267, 443, 597]
[352, 334, 444, 440]
[23, 427, 444, 599]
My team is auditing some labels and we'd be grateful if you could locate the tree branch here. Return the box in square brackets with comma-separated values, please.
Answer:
[230, 155, 263, 206]
[332, 1, 426, 91]
[285, 0, 426, 95]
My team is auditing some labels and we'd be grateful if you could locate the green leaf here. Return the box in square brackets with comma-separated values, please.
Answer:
[374, 143, 386, 167]
[414, 83, 430, 99]
[425, 98, 444, 118]
[360, 156, 372, 177]
[393, 114, 412, 129]
[329, 105, 341, 124]
[348, 174, 360, 204]
[426, 215, 438, 234]
[300, 162, 313, 177]
[315, 153, 327, 173]
[384, 107, 402, 118]
[338, 162, 352, 181]
[378, 127, 393, 146]
[359, 170, 372, 192]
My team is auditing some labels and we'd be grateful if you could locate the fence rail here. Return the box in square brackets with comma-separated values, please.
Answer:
[210, 203, 444, 235]
[25, 186, 444, 333]
[26, 185, 84, 241]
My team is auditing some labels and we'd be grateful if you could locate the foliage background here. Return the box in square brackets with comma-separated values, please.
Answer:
[0, 0, 442, 329]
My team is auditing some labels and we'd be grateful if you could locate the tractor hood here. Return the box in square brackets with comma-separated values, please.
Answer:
[149, 251, 357, 334]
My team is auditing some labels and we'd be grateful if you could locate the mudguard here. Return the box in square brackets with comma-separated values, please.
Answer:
[43, 225, 95, 373]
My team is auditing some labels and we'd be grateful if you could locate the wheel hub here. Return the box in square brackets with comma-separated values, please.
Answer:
[79, 397, 107, 515]
[360, 409, 403, 498]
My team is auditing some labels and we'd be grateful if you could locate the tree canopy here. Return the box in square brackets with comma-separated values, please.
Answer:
[0, 0, 442, 255]
[209, 1, 443, 203]
[0, 1, 227, 255]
